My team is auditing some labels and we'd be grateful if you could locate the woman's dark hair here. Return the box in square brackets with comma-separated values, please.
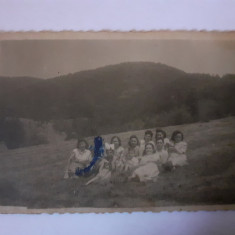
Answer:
[77, 139, 89, 149]
[145, 130, 153, 138]
[128, 135, 140, 147]
[110, 136, 122, 147]
[143, 142, 156, 155]
[155, 129, 167, 139]
[171, 130, 184, 142]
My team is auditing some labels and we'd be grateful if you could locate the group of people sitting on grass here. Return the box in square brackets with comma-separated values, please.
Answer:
[64, 129, 188, 184]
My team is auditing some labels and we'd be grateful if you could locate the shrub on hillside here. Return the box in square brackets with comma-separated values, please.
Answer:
[155, 106, 194, 127]
[2, 118, 25, 149]
[2, 118, 49, 149]
[26, 128, 48, 146]
[198, 99, 224, 122]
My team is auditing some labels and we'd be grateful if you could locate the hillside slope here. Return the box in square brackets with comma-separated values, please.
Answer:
[0, 117, 235, 208]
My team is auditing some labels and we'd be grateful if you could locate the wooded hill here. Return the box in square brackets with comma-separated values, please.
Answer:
[0, 62, 234, 148]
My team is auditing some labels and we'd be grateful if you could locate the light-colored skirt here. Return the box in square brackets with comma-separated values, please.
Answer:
[168, 153, 188, 166]
[133, 163, 159, 182]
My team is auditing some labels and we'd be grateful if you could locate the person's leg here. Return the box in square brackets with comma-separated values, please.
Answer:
[85, 175, 99, 185]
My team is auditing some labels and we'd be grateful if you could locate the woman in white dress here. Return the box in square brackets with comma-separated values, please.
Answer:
[64, 139, 92, 179]
[129, 143, 160, 182]
[168, 130, 188, 167]
[139, 130, 156, 156]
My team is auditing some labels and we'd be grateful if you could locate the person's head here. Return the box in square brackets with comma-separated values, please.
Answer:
[156, 138, 164, 151]
[128, 135, 140, 148]
[155, 129, 166, 140]
[171, 130, 184, 143]
[144, 130, 153, 143]
[111, 136, 121, 149]
[77, 139, 89, 151]
[144, 143, 155, 155]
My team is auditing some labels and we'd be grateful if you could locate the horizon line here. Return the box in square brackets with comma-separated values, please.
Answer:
[0, 61, 230, 80]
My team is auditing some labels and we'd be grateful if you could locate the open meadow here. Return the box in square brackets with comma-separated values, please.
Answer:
[0, 117, 235, 208]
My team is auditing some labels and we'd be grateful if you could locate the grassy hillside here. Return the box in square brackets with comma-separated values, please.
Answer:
[0, 117, 235, 208]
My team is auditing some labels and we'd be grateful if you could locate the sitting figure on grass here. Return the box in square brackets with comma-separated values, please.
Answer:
[110, 136, 125, 159]
[109, 136, 125, 172]
[124, 135, 141, 172]
[85, 144, 114, 185]
[155, 129, 171, 150]
[139, 130, 155, 156]
[64, 139, 92, 179]
[155, 138, 172, 172]
[129, 143, 160, 182]
[168, 130, 188, 167]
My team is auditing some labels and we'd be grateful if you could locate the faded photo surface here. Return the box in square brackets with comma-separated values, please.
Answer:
[0, 32, 235, 213]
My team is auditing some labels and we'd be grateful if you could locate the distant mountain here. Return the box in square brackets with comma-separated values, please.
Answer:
[0, 62, 235, 141]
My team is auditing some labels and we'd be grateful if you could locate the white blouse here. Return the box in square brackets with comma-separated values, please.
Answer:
[69, 148, 92, 169]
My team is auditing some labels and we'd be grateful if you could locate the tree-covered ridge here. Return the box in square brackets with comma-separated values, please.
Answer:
[0, 62, 235, 148]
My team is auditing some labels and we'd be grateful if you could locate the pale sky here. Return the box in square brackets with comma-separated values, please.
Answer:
[0, 39, 235, 78]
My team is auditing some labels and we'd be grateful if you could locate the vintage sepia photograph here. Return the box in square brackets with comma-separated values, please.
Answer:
[0, 32, 235, 213]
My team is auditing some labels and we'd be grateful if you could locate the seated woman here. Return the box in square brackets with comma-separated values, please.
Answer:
[111, 136, 124, 157]
[155, 138, 173, 171]
[64, 139, 92, 179]
[155, 138, 169, 163]
[85, 146, 113, 185]
[155, 129, 171, 149]
[168, 130, 188, 167]
[104, 137, 126, 183]
[110, 136, 125, 171]
[124, 135, 141, 171]
[139, 130, 155, 156]
[129, 143, 160, 182]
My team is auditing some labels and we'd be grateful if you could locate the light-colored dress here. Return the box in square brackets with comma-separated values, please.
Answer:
[124, 156, 139, 171]
[112, 146, 125, 171]
[163, 138, 171, 147]
[112, 155, 125, 171]
[132, 153, 160, 182]
[85, 158, 112, 185]
[155, 149, 169, 164]
[124, 146, 140, 171]
[125, 146, 140, 158]
[66, 148, 92, 174]
[114, 146, 124, 157]
[168, 141, 188, 166]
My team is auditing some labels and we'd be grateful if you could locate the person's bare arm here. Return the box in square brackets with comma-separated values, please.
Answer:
[85, 175, 100, 185]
